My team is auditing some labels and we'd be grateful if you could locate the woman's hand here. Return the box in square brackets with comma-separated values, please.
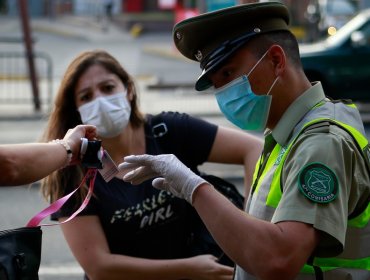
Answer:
[184, 254, 234, 280]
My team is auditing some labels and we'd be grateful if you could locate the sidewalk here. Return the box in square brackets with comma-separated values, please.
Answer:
[31, 15, 188, 64]
[31, 15, 134, 43]
[0, 15, 203, 120]
[32, 15, 188, 63]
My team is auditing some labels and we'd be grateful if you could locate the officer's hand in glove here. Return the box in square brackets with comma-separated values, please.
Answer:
[118, 154, 208, 204]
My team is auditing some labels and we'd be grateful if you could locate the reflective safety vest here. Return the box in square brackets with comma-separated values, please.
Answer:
[245, 100, 370, 280]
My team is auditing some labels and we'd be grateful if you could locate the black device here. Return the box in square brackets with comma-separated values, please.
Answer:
[80, 138, 103, 169]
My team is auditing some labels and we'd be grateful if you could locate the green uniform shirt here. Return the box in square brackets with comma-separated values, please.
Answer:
[270, 83, 369, 256]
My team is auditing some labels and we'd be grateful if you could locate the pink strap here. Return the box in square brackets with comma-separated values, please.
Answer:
[26, 169, 98, 227]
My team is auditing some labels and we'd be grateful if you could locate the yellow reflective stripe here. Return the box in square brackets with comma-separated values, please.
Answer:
[254, 145, 281, 195]
[331, 120, 370, 228]
[313, 100, 326, 109]
[266, 166, 282, 207]
[315, 256, 370, 270]
[267, 146, 291, 207]
[333, 121, 368, 149]
[348, 202, 370, 228]
[303, 118, 368, 149]
[265, 117, 332, 207]
[301, 256, 370, 273]
[252, 156, 262, 183]
[301, 264, 330, 274]
[301, 265, 315, 273]
[313, 100, 357, 109]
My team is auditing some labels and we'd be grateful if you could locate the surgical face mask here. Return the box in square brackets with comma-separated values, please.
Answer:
[78, 91, 131, 138]
[214, 51, 278, 131]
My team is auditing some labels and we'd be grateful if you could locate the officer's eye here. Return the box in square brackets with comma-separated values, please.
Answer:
[221, 69, 233, 79]
[210, 65, 236, 88]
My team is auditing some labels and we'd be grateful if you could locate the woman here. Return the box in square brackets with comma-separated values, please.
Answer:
[41, 50, 262, 280]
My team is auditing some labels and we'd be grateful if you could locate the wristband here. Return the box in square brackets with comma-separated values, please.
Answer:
[50, 139, 73, 167]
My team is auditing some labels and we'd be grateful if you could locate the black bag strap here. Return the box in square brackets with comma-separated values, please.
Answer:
[149, 114, 244, 209]
[148, 114, 170, 152]
[307, 255, 324, 280]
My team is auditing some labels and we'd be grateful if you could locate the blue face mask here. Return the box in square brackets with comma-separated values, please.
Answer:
[214, 51, 278, 131]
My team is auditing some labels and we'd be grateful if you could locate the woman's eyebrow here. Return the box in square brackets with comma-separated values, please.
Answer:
[76, 88, 90, 97]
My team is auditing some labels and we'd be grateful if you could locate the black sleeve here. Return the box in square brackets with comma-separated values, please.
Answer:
[154, 111, 218, 169]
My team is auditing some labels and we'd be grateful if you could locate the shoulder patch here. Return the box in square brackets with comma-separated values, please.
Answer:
[298, 163, 338, 203]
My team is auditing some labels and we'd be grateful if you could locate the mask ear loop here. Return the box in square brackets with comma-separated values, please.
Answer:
[267, 76, 279, 96]
[246, 49, 269, 78]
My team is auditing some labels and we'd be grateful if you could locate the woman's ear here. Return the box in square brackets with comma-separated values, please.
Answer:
[268, 44, 286, 76]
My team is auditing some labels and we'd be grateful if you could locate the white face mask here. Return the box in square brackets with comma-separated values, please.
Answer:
[78, 91, 131, 138]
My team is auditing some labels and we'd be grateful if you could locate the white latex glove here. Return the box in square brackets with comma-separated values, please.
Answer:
[119, 154, 208, 204]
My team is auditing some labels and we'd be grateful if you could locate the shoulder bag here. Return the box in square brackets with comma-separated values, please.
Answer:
[0, 168, 98, 280]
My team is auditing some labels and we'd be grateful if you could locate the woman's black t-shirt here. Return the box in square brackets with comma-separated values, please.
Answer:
[52, 111, 218, 259]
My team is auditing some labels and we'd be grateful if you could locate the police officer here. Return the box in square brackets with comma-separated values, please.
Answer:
[119, 2, 370, 279]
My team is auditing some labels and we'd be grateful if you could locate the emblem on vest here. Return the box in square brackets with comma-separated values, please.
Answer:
[298, 163, 338, 203]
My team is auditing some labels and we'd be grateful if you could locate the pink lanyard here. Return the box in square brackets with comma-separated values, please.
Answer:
[26, 168, 98, 227]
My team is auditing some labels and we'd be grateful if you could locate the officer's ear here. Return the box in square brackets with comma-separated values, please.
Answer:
[267, 44, 286, 76]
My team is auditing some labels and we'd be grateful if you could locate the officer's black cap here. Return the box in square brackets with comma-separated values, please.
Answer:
[173, 2, 290, 91]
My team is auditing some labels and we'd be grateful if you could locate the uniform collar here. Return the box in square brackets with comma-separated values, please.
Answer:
[270, 82, 326, 146]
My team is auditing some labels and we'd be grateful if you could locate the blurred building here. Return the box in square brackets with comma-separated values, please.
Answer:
[1, 0, 370, 42]
[2, 0, 370, 17]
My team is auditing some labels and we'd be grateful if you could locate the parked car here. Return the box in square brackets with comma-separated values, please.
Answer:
[304, 0, 357, 41]
[300, 8, 370, 102]
[318, 0, 357, 36]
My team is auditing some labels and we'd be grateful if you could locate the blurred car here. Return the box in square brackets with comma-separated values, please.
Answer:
[305, 0, 357, 40]
[318, 0, 357, 36]
[300, 8, 370, 102]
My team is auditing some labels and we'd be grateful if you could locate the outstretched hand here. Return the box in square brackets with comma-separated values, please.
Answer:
[118, 154, 209, 204]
